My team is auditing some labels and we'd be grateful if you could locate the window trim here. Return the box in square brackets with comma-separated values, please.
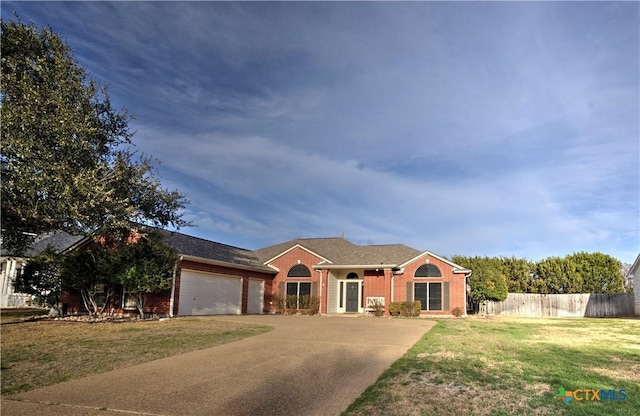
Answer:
[286, 281, 312, 309]
[414, 264, 442, 278]
[414, 282, 443, 311]
[287, 264, 312, 278]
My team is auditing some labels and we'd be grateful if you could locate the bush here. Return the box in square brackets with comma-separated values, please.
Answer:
[389, 301, 421, 317]
[299, 295, 320, 315]
[270, 294, 285, 314]
[271, 294, 320, 315]
[452, 306, 464, 317]
[369, 298, 385, 316]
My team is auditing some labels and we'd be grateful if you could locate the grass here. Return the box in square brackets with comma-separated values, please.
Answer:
[343, 317, 640, 416]
[1, 308, 50, 324]
[1, 317, 272, 395]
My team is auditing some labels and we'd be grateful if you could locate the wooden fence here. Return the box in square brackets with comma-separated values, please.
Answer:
[485, 293, 635, 317]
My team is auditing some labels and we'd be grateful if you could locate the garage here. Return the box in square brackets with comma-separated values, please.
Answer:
[178, 270, 242, 315]
[247, 278, 264, 314]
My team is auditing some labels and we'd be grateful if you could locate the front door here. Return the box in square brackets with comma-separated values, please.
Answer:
[346, 282, 359, 312]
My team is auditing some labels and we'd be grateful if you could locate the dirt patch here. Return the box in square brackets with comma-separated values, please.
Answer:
[349, 372, 555, 416]
[588, 364, 640, 382]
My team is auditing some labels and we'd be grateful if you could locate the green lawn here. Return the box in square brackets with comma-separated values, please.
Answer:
[1, 317, 272, 395]
[343, 317, 640, 416]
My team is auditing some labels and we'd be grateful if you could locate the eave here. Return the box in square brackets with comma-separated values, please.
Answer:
[180, 255, 278, 275]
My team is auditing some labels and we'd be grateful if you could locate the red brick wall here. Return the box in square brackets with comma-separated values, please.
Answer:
[266, 246, 324, 312]
[400, 253, 467, 315]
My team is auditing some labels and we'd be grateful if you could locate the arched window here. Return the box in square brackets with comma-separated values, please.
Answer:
[346, 272, 359, 279]
[414, 264, 442, 278]
[287, 264, 312, 278]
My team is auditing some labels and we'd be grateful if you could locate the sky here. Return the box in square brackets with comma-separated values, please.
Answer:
[3, 1, 639, 264]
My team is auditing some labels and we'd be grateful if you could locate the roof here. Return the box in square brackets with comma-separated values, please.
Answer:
[628, 253, 640, 279]
[254, 237, 423, 266]
[1, 231, 84, 258]
[153, 228, 275, 273]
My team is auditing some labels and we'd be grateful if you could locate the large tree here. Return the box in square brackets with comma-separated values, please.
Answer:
[1, 19, 188, 253]
[115, 230, 178, 319]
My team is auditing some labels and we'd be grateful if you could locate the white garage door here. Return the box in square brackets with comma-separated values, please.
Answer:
[247, 279, 264, 314]
[178, 270, 242, 315]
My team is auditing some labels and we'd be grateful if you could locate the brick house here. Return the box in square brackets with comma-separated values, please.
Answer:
[255, 237, 471, 316]
[60, 230, 471, 317]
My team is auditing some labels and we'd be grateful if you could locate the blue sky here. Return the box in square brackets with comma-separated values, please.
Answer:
[4, 2, 639, 263]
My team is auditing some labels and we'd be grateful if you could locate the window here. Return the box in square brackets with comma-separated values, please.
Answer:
[122, 291, 137, 310]
[346, 272, 359, 279]
[414, 282, 442, 311]
[287, 264, 312, 277]
[286, 282, 311, 297]
[286, 282, 311, 309]
[415, 264, 442, 278]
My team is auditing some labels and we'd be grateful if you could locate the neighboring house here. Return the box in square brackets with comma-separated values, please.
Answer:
[61, 228, 277, 317]
[628, 253, 640, 316]
[254, 237, 471, 315]
[0, 231, 84, 307]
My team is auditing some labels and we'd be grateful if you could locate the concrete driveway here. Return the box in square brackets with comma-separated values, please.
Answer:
[3, 315, 435, 416]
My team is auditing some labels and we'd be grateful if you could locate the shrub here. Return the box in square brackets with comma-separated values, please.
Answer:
[299, 295, 320, 315]
[452, 306, 464, 317]
[270, 294, 286, 314]
[388, 301, 421, 317]
[369, 298, 385, 316]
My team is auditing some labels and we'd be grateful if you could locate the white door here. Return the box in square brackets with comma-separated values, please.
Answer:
[178, 270, 242, 315]
[247, 278, 264, 314]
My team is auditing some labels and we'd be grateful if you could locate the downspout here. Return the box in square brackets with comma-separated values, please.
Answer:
[391, 274, 394, 304]
[318, 269, 323, 315]
[464, 271, 472, 317]
[169, 257, 182, 318]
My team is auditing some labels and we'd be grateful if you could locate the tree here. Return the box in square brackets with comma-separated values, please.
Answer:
[452, 256, 508, 313]
[13, 247, 63, 313]
[565, 252, 624, 294]
[60, 241, 118, 315]
[1, 19, 188, 253]
[502, 256, 535, 293]
[115, 231, 178, 319]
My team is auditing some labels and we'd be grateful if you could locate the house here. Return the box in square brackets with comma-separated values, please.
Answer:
[0, 231, 84, 307]
[254, 237, 471, 316]
[61, 228, 277, 317]
[57, 229, 471, 317]
[628, 253, 640, 316]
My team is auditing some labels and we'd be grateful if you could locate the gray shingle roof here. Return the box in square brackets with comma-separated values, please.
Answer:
[152, 228, 275, 273]
[1, 231, 84, 257]
[254, 237, 422, 266]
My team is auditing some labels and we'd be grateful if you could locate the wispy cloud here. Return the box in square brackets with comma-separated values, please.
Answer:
[3, 1, 638, 262]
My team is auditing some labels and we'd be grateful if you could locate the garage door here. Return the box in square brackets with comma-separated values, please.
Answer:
[247, 278, 264, 314]
[178, 270, 242, 315]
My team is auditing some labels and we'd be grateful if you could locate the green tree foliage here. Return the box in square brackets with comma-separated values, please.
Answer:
[502, 256, 534, 293]
[452, 256, 508, 306]
[13, 247, 62, 312]
[454, 252, 625, 298]
[60, 241, 117, 315]
[1, 19, 188, 253]
[115, 231, 178, 319]
[533, 252, 623, 294]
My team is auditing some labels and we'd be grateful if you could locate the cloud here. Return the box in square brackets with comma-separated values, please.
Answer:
[135, 125, 636, 260]
[3, 1, 638, 262]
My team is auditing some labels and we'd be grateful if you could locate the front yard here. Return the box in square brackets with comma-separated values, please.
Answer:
[343, 317, 640, 416]
[0, 317, 272, 395]
[2, 313, 638, 416]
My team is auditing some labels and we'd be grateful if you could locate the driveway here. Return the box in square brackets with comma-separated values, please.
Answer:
[3, 315, 435, 416]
